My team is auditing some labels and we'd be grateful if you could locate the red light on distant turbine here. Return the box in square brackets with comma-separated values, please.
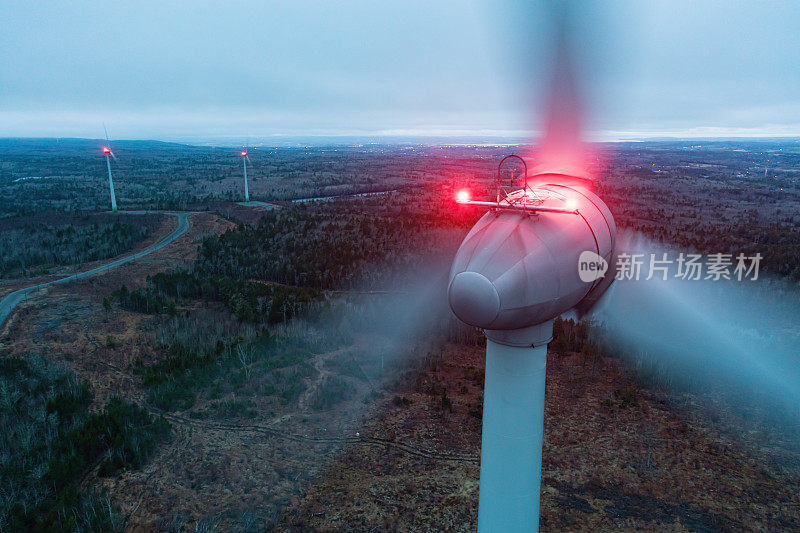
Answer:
[102, 146, 111, 154]
[456, 190, 471, 203]
[240, 150, 247, 157]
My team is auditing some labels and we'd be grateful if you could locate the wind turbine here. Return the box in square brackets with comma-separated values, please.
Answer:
[444, 3, 800, 531]
[450, 165, 616, 531]
[102, 125, 118, 212]
[240, 148, 251, 202]
[446, 3, 616, 531]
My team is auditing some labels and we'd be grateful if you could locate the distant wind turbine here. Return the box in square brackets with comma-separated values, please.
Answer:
[240, 148, 251, 202]
[102, 125, 118, 212]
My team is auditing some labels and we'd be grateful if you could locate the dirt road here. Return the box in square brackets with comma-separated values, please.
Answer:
[0, 211, 191, 327]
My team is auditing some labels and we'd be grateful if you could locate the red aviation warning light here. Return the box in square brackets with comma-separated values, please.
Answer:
[102, 146, 111, 154]
[456, 189, 471, 203]
[240, 150, 247, 157]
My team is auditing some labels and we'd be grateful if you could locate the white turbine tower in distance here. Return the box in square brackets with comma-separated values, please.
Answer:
[240, 148, 251, 202]
[102, 125, 118, 212]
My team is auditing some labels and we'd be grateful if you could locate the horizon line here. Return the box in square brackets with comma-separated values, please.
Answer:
[2, 133, 799, 149]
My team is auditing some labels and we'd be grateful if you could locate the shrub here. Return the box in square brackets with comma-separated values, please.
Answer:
[310, 376, 352, 410]
[1, 354, 169, 531]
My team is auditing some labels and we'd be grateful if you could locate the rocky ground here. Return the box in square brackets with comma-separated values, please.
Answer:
[283, 343, 800, 532]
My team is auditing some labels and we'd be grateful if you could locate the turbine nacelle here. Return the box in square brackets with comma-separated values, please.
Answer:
[449, 171, 616, 346]
[102, 146, 117, 161]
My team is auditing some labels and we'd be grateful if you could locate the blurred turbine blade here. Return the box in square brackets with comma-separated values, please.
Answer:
[530, 0, 594, 182]
[540, 29, 582, 169]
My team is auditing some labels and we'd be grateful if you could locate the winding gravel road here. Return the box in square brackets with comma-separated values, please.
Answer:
[0, 211, 191, 327]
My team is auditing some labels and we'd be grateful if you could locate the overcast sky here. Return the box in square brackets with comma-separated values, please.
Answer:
[1, 0, 798, 142]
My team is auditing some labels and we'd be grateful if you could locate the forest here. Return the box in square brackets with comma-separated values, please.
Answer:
[0, 355, 170, 530]
[0, 213, 160, 278]
[2, 139, 800, 530]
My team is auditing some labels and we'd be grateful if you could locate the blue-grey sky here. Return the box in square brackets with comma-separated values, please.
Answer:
[1, 0, 798, 142]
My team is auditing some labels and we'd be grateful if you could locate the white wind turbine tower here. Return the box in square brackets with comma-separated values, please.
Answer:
[102, 125, 118, 212]
[240, 148, 251, 202]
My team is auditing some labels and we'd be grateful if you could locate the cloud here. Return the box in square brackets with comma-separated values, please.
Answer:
[1, 0, 798, 139]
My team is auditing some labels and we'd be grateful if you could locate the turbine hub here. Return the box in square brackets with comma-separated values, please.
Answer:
[448, 271, 500, 327]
